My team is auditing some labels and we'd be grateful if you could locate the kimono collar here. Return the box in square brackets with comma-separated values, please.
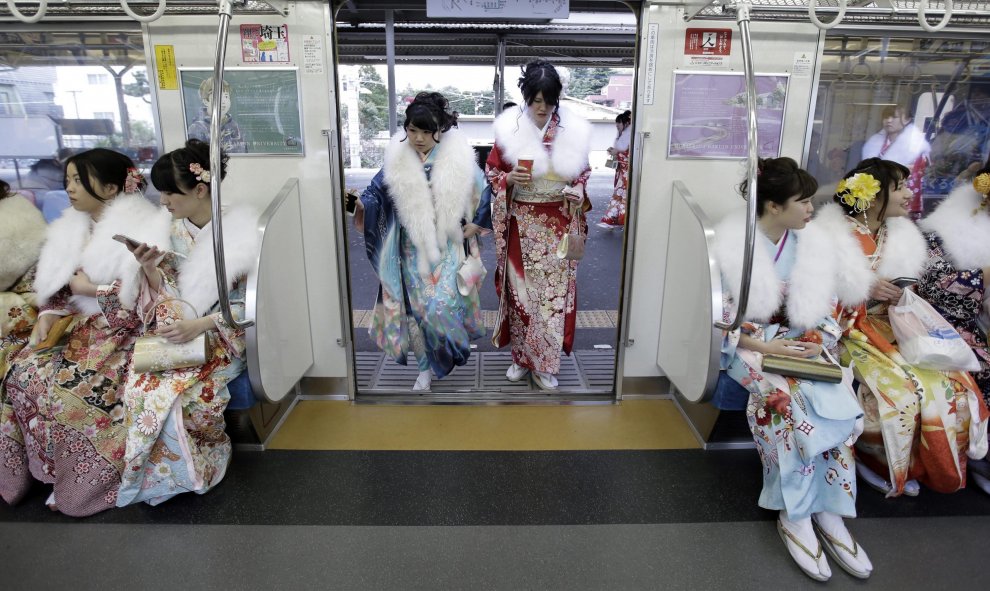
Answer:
[920, 183, 990, 270]
[492, 104, 591, 181]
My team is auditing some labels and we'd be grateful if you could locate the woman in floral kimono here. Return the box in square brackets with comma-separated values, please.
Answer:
[833, 158, 988, 498]
[598, 110, 631, 229]
[0, 149, 171, 516]
[715, 157, 873, 581]
[917, 162, 990, 495]
[486, 60, 592, 390]
[116, 139, 259, 506]
[356, 92, 490, 392]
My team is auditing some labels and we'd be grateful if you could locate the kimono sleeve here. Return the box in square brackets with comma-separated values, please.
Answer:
[719, 289, 742, 370]
[210, 276, 248, 359]
[471, 168, 493, 230]
[96, 281, 142, 332]
[485, 143, 511, 193]
[360, 170, 388, 265]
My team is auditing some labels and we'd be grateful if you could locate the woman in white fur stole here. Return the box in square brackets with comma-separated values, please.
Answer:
[356, 92, 490, 392]
[0, 149, 171, 516]
[485, 60, 592, 390]
[117, 140, 260, 507]
[715, 158, 872, 582]
[0, 180, 46, 375]
[833, 158, 988, 499]
[917, 163, 990, 495]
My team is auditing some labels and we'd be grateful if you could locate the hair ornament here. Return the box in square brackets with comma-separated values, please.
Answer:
[189, 162, 211, 184]
[974, 172, 990, 197]
[124, 167, 144, 194]
[836, 172, 881, 213]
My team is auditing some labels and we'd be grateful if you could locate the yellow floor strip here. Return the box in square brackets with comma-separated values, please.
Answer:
[269, 399, 700, 451]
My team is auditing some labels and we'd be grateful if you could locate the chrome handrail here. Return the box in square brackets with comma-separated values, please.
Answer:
[209, 0, 253, 330]
[714, 2, 758, 332]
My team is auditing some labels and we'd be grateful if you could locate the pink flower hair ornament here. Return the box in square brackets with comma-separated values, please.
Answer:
[189, 163, 211, 184]
[124, 167, 144, 194]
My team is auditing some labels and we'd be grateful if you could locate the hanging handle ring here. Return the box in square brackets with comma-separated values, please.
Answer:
[120, 0, 167, 23]
[808, 0, 847, 30]
[918, 0, 953, 33]
[5, 0, 47, 23]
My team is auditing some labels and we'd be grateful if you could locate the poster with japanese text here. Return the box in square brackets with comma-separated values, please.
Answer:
[668, 72, 789, 159]
[240, 24, 290, 63]
[180, 68, 303, 156]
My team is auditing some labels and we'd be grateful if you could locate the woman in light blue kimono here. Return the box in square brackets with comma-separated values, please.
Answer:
[356, 92, 491, 391]
[116, 139, 259, 506]
[714, 157, 875, 582]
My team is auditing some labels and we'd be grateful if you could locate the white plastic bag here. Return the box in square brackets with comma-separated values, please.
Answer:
[889, 290, 981, 372]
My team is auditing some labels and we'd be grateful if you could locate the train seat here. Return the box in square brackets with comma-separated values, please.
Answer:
[226, 371, 258, 411]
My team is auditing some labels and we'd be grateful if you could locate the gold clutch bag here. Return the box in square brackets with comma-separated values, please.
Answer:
[762, 354, 843, 383]
[132, 299, 211, 374]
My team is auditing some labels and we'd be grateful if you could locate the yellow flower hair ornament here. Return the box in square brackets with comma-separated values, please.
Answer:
[836, 172, 881, 214]
[974, 172, 990, 197]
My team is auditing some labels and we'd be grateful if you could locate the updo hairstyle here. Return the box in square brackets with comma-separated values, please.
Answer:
[0, 179, 10, 201]
[833, 157, 910, 219]
[518, 60, 562, 107]
[616, 110, 632, 126]
[738, 157, 818, 216]
[150, 138, 228, 194]
[64, 148, 145, 201]
[402, 91, 458, 143]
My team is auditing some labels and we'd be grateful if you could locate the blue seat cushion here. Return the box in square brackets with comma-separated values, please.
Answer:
[227, 372, 256, 411]
[711, 371, 750, 411]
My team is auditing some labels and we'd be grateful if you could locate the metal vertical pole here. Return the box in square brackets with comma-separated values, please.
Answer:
[385, 9, 397, 134]
[494, 34, 506, 114]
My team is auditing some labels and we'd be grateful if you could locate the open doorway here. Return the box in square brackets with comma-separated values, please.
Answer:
[332, 0, 638, 400]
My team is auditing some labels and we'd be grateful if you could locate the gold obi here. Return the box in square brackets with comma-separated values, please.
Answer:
[514, 172, 568, 204]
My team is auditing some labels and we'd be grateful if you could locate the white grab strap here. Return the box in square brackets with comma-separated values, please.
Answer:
[5, 0, 47, 23]
[808, 0, 847, 30]
[120, 0, 167, 23]
[918, 0, 953, 32]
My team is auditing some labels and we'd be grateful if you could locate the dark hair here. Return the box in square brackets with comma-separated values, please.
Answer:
[502, 101, 517, 110]
[833, 158, 910, 220]
[518, 60, 562, 107]
[0, 179, 10, 200]
[402, 92, 458, 143]
[64, 148, 143, 201]
[738, 157, 818, 216]
[616, 110, 632, 126]
[151, 138, 228, 194]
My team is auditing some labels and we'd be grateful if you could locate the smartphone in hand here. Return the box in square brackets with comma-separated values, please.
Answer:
[891, 277, 918, 288]
[112, 234, 142, 249]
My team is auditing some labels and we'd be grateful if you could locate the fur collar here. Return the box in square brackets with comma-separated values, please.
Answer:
[920, 183, 990, 270]
[714, 203, 872, 330]
[876, 216, 929, 279]
[383, 127, 476, 276]
[492, 104, 591, 180]
[177, 206, 260, 317]
[34, 193, 172, 315]
[0, 195, 46, 291]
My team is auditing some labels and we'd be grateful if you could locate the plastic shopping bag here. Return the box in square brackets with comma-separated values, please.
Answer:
[888, 290, 981, 372]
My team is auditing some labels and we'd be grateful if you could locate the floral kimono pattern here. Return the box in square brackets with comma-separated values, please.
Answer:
[840, 220, 988, 496]
[0, 283, 140, 516]
[486, 111, 591, 374]
[362, 149, 489, 378]
[0, 269, 39, 489]
[600, 148, 629, 227]
[721, 231, 862, 521]
[117, 219, 248, 507]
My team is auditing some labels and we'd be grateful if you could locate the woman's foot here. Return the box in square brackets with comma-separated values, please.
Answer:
[777, 512, 831, 581]
[45, 491, 59, 513]
[533, 371, 558, 390]
[412, 370, 432, 392]
[812, 512, 873, 579]
[903, 479, 921, 497]
[856, 462, 893, 496]
[506, 363, 529, 382]
[972, 472, 990, 496]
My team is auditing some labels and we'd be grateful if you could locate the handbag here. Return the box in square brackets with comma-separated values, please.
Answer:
[456, 235, 487, 296]
[761, 352, 844, 383]
[556, 200, 586, 261]
[132, 298, 211, 374]
[33, 314, 75, 352]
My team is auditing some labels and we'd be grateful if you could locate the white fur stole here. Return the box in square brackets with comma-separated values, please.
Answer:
[919, 183, 990, 270]
[714, 204, 872, 331]
[34, 193, 172, 315]
[383, 127, 477, 276]
[492, 104, 591, 181]
[0, 195, 46, 291]
[177, 205, 260, 317]
[876, 216, 929, 280]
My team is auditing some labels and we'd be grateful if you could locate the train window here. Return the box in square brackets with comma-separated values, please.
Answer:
[807, 34, 990, 215]
[0, 28, 160, 205]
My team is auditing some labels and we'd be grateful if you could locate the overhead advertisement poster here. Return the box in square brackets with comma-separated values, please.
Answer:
[668, 72, 789, 159]
[426, 0, 569, 18]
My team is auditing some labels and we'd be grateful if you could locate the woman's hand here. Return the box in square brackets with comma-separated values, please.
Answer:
[463, 223, 483, 239]
[69, 270, 98, 297]
[156, 316, 214, 344]
[870, 279, 903, 304]
[353, 198, 365, 233]
[505, 165, 531, 188]
[130, 242, 164, 285]
[606, 147, 616, 156]
[762, 339, 823, 359]
[34, 313, 61, 343]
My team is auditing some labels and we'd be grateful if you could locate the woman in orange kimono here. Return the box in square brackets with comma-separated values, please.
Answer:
[835, 158, 989, 497]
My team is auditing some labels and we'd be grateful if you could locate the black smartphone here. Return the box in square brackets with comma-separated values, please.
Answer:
[344, 191, 358, 216]
[891, 277, 918, 288]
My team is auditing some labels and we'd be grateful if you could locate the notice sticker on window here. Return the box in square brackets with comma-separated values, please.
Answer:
[155, 45, 178, 90]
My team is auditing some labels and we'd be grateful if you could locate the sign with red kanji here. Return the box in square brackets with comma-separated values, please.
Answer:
[684, 28, 732, 56]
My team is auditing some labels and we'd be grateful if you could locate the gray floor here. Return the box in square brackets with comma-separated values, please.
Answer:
[4, 516, 986, 590]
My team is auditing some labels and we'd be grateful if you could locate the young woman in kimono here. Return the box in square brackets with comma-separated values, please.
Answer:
[833, 158, 989, 498]
[916, 162, 990, 495]
[715, 157, 874, 581]
[598, 110, 631, 229]
[0, 182, 47, 475]
[356, 92, 490, 392]
[0, 149, 171, 516]
[116, 139, 259, 506]
[485, 60, 592, 390]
